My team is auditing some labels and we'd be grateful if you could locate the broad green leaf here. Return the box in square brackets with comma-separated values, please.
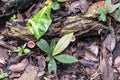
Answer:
[105, 0, 111, 11]
[52, 33, 73, 56]
[27, 5, 52, 40]
[57, 0, 68, 2]
[24, 49, 30, 54]
[109, 3, 120, 13]
[51, 2, 60, 10]
[36, 39, 51, 55]
[54, 54, 78, 63]
[48, 58, 57, 73]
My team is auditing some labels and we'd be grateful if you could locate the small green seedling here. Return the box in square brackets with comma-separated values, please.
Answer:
[37, 33, 78, 73]
[14, 43, 30, 56]
[11, 14, 17, 20]
[0, 73, 8, 79]
[51, 2, 60, 10]
[96, 0, 120, 21]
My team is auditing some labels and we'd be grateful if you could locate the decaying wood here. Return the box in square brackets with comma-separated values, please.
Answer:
[6, 15, 108, 41]
[47, 15, 108, 37]
[6, 22, 35, 41]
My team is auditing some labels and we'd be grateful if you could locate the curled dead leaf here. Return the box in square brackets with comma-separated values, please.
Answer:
[86, 1, 105, 17]
[8, 59, 29, 72]
[86, 1, 113, 17]
[114, 56, 120, 73]
[9, 72, 21, 78]
[65, 0, 89, 13]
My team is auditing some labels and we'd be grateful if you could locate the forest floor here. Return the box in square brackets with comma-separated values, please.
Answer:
[0, 0, 120, 80]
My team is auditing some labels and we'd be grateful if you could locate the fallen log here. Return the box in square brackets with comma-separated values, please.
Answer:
[5, 15, 109, 41]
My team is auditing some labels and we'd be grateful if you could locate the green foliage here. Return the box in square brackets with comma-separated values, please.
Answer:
[57, 0, 68, 2]
[37, 33, 78, 73]
[36, 39, 51, 55]
[51, 2, 60, 10]
[0, 73, 8, 79]
[48, 58, 57, 73]
[54, 54, 78, 63]
[14, 43, 30, 56]
[117, 7, 120, 22]
[52, 33, 73, 56]
[96, 0, 120, 21]
[11, 14, 17, 20]
[27, 0, 52, 40]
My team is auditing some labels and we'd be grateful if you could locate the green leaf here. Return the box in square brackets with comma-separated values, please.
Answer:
[99, 13, 106, 21]
[51, 2, 60, 10]
[48, 58, 57, 73]
[14, 47, 23, 55]
[54, 54, 78, 63]
[27, 5, 52, 40]
[105, 0, 111, 11]
[46, 56, 51, 62]
[0, 73, 8, 79]
[50, 39, 56, 54]
[96, 7, 107, 21]
[117, 7, 120, 22]
[52, 33, 73, 56]
[22, 43, 27, 49]
[57, 0, 68, 2]
[11, 14, 17, 20]
[24, 49, 30, 54]
[109, 3, 120, 13]
[36, 39, 51, 55]
[96, 7, 107, 14]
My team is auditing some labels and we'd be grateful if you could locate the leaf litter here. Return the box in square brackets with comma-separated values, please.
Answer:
[0, 0, 120, 80]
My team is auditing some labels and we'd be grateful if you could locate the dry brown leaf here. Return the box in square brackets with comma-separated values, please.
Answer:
[86, 1, 105, 16]
[104, 32, 116, 52]
[80, 58, 98, 67]
[18, 65, 37, 80]
[17, 11, 24, 21]
[65, 0, 89, 13]
[100, 58, 114, 80]
[36, 55, 46, 71]
[84, 51, 98, 62]
[86, 1, 113, 17]
[114, 56, 120, 73]
[113, 42, 120, 64]
[0, 48, 8, 64]
[88, 43, 99, 56]
[8, 59, 29, 72]
[9, 72, 21, 79]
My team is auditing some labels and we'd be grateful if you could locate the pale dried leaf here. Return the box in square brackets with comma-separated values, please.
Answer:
[18, 65, 37, 80]
[114, 56, 120, 73]
[104, 32, 116, 52]
[8, 59, 28, 72]
[100, 58, 114, 80]
[88, 44, 99, 56]
[84, 51, 98, 62]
